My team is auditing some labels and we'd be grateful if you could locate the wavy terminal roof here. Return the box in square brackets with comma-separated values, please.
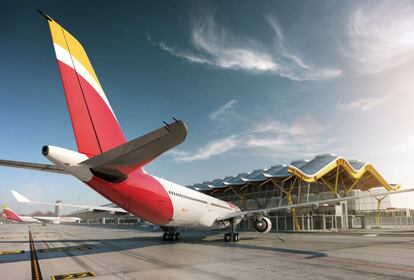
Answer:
[186, 154, 399, 192]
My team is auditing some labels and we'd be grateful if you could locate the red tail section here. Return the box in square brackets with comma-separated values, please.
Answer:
[46, 17, 126, 156]
[3, 208, 22, 222]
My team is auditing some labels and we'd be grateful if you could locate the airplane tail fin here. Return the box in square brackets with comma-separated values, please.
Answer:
[2, 207, 23, 222]
[11, 190, 31, 203]
[41, 11, 126, 156]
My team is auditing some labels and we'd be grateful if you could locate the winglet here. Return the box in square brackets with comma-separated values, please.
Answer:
[11, 190, 31, 203]
[37, 9, 52, 21]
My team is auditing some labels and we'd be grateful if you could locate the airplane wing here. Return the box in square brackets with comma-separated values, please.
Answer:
[32, 216, 57, 224]
[0, 120, 186, 179]
[81, 120, 187, 178]
[11, 190, 129, 214]
[0, 159, 67, 174]
[216, 188, 414, 221]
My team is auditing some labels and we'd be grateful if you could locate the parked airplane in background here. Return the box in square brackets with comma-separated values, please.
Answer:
[0, 11, 413, 242]
[2, 206, 80, 225]
[11, 190, 128, 214]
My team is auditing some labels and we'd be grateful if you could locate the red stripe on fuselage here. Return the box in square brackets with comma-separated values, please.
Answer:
[87, 171, 173, 225]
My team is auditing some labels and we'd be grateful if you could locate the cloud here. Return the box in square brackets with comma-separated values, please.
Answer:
[190, 16, 278, 72]
[171, 116, 334, 162]
[158, 42, 212, 65]
[209, 99, 238, 121]
[156, 14, 342, 81]
[244, 136, 333, 157]
[171, 135, 241, 161]
[252, 118, 323, 138]
[346, 2, 414, 74]
[337, 97, 387, 112]
[266, 18, 342, 81]
[244, 137, 287, 149]
[246, 117, 333, 156]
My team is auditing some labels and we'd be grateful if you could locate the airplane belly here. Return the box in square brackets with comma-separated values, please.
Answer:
[168, 197, 205, 227]
[22, 217, 39, 223]
[87, 171, 174, 225]
[84, 170, 231, 229]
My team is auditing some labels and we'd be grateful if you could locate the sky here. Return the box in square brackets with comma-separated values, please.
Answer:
[1, 0, 414, 214]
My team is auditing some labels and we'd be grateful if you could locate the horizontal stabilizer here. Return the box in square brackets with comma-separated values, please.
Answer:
[81, 120, 187, 179]
[0, 159, 67, 174]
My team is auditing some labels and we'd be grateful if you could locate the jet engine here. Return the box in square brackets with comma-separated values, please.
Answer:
[254, 217, 272, 233]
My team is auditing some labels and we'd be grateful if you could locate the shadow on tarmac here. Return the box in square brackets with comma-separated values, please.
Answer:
[0, 228, 327, 264]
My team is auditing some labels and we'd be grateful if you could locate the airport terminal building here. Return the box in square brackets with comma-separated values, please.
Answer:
[186, 154, 412, 231]
[67, 154, 413, 231]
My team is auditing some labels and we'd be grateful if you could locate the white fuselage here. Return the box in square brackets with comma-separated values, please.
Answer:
[155, 176, 241, 229]
[45, 146, 241, 229]
[18, 216, 41, 223]
[19, 216, 80, 224]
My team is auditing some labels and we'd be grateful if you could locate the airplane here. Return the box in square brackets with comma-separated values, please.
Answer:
[11, 190, 129, 215]
[2, 206, 80, 225]
[0, 11, 413, 242]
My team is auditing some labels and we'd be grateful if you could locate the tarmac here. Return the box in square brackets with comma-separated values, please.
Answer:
[0, 224, 414, 280]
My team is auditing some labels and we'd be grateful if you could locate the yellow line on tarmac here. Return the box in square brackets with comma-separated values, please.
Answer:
[29, 230, 43, 280]
[0, 250, 24, 255]
[51, 271, 96, 279]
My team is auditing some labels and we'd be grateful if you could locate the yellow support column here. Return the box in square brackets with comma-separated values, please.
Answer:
[344, 177, 360, 197]
[375, 196, 387, 227]
[334, 166, 340, 194]
[288, 178, 301, 231]
[271, 177, 301, 231]
[287, 191, 301, 231]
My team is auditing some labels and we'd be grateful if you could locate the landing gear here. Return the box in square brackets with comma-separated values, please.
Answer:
[161, 227, 181, 241]
[224, 219, 240, 242]
[224, 232, 239, 242]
